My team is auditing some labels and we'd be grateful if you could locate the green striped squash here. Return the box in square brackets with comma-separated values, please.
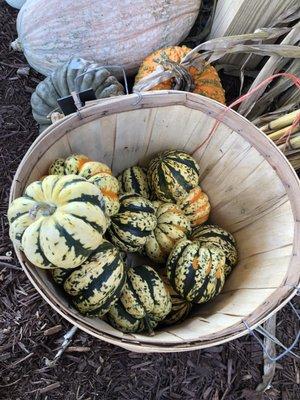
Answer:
[89, 173, 120, 217]
[159, 271, 192, 326]
[167, 239, 226, 304]
[191, 224, 238, 276]
[48, 158, 65, 175]
[118, 166, 150, 199]
[177, 186, 210, 227]
[148, 150, 200, 202]
[107, 193, 157, 252]
[145, 201, 191, 264]
[107, 265, 172, 333]
[64, 154, 91, 174]
[52, 240, 126, 317]
[8, 175, 107, 269]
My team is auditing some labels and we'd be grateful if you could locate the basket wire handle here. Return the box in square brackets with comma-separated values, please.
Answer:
[243, 293, 300, 362]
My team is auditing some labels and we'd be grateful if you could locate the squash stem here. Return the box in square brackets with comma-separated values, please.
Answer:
[29, 202, 57, 219]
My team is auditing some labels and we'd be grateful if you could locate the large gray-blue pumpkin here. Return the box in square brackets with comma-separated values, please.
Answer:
[31, 57, 124, 132]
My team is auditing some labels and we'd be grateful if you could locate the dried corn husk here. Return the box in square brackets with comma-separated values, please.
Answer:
[238, 22, 300, 117]
[261, 110, 300, 132]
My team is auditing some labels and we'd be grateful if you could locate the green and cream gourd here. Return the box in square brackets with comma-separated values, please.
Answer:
[89, 173, 120, 217]
[64, 154, 91, 175]
[167, 239, 226, 304]
[48, 158, 65, 175]
[49, 155, 119, 217]
[107, 265, 172, 333]
[191, 224, 238, 276]
[52, 240, 126, 317]
[177, 186, 210, 227]
[108, 193, 157, 252]
[145, 201, 191, 264]
[148, 150, 200, 202]
[159, 272, 192, 326]
[118, 166, 150, 199]
[8, 175, 107, 269]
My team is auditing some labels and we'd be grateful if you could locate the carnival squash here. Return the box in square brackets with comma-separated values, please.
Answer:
[145, 201, 191, 263]
[52, 240, 126, 316]
[13, 1, 201, 76]
[118, 166, 150, 199]
[177, 186, 210, 227]
[108, 193, 157, 252]
[8, 175, 107, 269]
[134, 46, 225, 104]
[148, 150, 200, 202]
[167, 239, 226, 303]
[159, 271, 192, 326]
[107, 265, 171, 333]
[191, 224, 238, 275]
[89, 174, 120, 217]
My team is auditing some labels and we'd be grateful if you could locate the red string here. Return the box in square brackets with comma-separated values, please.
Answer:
[192, 73, 300, 155]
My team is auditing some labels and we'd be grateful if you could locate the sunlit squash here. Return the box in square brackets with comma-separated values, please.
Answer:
[52, 240, 126, 316]
[107, 265, 172, 333]
[145, 201, 191, 263]
[167, 239, 226, 304]
[135, 46, 225, 104]
[8, 175, 107, 269]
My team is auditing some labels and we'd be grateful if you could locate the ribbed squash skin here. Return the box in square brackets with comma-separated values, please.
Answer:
[118, 166, 150, 199]
[145, 201, 191, 263]
[48, 158, 65, 175]
[64, 154, 91, 175]
[159, 272, 192, 326]
[89, 174, 120, 217]
[8, 175, 107, 269]
[148, 150, 200, 202]
[107, 193, 157, 252]
[191, 224, 238, 276]
[177, 186, 210, 227]
[31, 58, 124, 132]
[52, 240, 126, 317]
[78, 161, 112, 179]
[135, 46, 225, 104]
[107, 265, 171, 333]
[167, 239, 226, 303]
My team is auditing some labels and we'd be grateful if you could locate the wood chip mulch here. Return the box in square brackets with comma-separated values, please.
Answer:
[0, 2, 299, 399]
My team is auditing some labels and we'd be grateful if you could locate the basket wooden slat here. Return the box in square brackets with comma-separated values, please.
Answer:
[10, 91, 300, 353]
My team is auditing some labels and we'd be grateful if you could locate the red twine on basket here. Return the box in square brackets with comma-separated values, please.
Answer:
[192, 73, 300, 156]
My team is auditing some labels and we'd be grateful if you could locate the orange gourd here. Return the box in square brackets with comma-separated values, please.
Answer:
[135, 46, 225, 104]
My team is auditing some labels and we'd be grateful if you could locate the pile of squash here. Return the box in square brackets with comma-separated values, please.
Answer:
[8, 150, 238, 334]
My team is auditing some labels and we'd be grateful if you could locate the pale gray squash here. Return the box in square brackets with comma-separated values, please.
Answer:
[31, 57, 124, 132]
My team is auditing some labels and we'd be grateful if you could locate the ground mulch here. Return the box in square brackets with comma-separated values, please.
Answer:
[0, 2, 299, 399]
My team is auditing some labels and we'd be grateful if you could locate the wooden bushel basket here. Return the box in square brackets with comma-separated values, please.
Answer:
[10, 91, 300, 353]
